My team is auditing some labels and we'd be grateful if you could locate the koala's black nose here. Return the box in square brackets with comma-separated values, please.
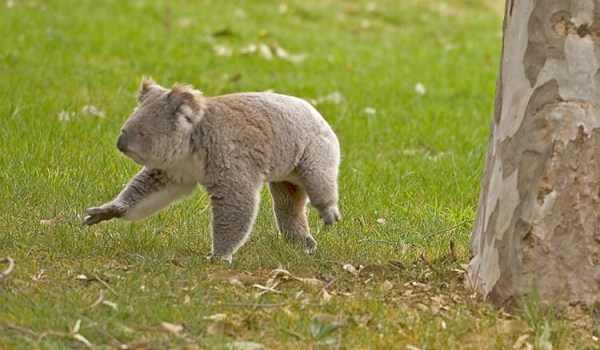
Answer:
[116, 131, 128, 152]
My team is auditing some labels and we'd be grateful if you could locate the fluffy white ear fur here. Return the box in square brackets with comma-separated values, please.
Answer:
[137, 77, 164, 103]
[168, 83, 205, 127]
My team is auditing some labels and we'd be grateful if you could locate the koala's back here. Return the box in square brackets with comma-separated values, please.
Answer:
[197, 92, 339, 184]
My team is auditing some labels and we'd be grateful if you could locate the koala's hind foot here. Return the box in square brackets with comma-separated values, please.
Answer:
[268, 181, 317, 253]
[319, 205, 341, 226]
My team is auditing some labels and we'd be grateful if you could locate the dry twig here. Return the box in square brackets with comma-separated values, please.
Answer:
[0, 257, 15, 280]
[321, 277, 338, 291]
[87, 290, 106, 310]
[93, 273, 118, 296]
[357, 238, 394, 245]
[226, 302, 289, 308]
[94, 326, 129, 349]
[423, 219, 474, 238]
[4, 321, 94, 348]
[388, 259, 407, 269]
[419, 253, 442, 275]
[4, 323, 38, 338]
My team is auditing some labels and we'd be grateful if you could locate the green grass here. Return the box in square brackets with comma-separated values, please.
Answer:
[0, 0, 597, 349]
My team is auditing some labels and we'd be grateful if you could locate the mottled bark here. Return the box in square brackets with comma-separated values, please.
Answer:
[468, 0, 600, 308]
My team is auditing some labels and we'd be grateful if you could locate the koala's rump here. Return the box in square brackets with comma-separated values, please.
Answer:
[200, 92, 338, 183]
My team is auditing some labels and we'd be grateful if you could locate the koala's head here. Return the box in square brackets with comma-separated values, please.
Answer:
[117, 78, 204, 169]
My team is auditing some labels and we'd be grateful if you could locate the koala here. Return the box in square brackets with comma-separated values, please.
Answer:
[84, 78, 341, 261]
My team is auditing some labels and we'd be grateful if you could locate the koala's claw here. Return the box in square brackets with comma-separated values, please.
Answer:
[83, 205, 123, 225]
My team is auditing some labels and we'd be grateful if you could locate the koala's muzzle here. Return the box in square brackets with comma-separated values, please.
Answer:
[116, 131, 128, 153]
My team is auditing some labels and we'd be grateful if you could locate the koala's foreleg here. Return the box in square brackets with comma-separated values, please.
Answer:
[268, 181, 317, 253]
[208, 181, 262, 262]
[84, 168, 196, 225]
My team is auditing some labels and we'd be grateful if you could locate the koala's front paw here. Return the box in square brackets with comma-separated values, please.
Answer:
[83, 204, 125, 225]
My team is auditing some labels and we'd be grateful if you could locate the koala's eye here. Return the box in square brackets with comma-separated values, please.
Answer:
[137, 130, 146, 138]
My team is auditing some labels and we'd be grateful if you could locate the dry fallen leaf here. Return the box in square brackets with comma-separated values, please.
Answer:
[0, 257, 16, 280]
[296, 277, 325, 288]
[230, 341, 264, 350]
[71, 319, 81, 334]
[343, 264, 359, 277]
[203, 313, 227, 322]
[206, 322, 225, 336]
[240, 44, 257, 55]
[499, 319, 530, 334]
[313, 313, 339, 324]
[408, 281, 428, 288]
[207, 270, 257, 284]
[564, 304, 593, 329]
[513, 334, 530, 349]
[31, 269, 45, 281]
[87, 290, 105, 309]
[388, 259, 406, 269]
[101, 300, 118, 311]
[213, 44, 232, 57]
[278, 3, 288, 13]
[321, 289, 333, 303]
[352, 314, 372, 328]
[40, 216, 64, 226]
[73, 333, 93, 348]
[258, 43, 273, 59]
[58, 110, 75, 122]
[273, 44, 307, 63]
[268, 268, 292, 279]
[360, 264, 392, 277]
[380, 280, 393, 293]
[82, 105, 106, 118]
[177, 17, 194, 28]
[161, 322, 184, 336]
[253, 283, 281, 294]
[311, 91, 343, 106]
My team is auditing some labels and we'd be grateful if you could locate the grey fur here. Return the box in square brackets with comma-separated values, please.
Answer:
[84, 78, 341, 261]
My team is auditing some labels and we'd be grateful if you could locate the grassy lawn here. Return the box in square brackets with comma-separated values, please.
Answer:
[0, 0, 597, 349]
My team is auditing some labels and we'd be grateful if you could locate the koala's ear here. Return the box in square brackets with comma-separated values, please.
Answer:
[168, 83, 205, 125]
[137, 77, 161, 104]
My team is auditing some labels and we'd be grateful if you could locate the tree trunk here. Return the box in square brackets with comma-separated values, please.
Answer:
[467, 0, 600, 308]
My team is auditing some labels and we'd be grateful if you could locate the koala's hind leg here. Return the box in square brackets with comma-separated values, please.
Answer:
[297, 149, 341, 226]
[268, 181, 317, 253]
[208, 182, 262, 262]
